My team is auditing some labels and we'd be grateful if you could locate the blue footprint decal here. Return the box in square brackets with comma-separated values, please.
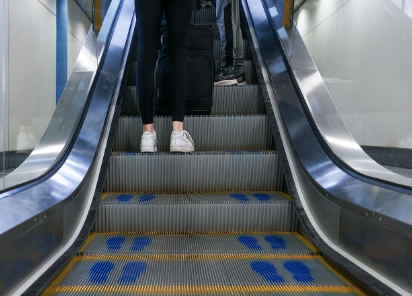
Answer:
[253, 193, 270, 201]
[106, 236, 126, 251]
[250, 261, 284, 284]
[131, 236, 152, 252]
[89, 261, 115, 284]
[265, 235, 286, 250]
[138, 194, 156, 203]
[284, 261, 314, 283]
[118, 261, 147, 285]
[238, 236, 262, 250]
[117, 194, 133, 203]
[230, 194, 249, 201]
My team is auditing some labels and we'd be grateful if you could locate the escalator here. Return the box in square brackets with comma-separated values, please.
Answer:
[39, 5, 365, 296]
[3, 0, 412, 295]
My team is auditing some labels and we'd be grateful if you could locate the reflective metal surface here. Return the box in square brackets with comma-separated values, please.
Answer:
[0, 0, 135, 294]
[242, 0, 412, 294]
[264, 0, 412, 189]
[0, 0, 122, 194]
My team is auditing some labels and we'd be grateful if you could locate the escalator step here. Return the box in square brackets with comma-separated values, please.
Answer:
[94, 192, 292, 233]
[105, 151, 282, 193]
[81, 233, 317, 256]
[114, 115, 272, 152]
[43, 256, 364, 295]
[194, 7, 216, 23]
[121, 84, 264, 116]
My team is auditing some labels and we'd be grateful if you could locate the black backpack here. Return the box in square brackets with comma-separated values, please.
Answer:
[155, 20, 214, 114]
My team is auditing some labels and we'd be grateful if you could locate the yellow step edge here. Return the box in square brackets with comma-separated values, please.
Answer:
[46, 284, 363, 295]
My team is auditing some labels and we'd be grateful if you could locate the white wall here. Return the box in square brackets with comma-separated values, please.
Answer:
[296, 0, 412, 148]
[6, 0, 91, 151]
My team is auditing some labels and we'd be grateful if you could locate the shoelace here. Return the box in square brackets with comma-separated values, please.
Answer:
[183, 130, 195, 146]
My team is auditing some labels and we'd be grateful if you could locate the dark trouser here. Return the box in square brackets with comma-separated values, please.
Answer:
[135, 0, 192, 124]
[216, 0, 244, 68]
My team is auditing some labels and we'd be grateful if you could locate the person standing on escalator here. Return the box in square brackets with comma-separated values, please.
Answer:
[135, 0, 195, 153]
[213, 0, 246, 86]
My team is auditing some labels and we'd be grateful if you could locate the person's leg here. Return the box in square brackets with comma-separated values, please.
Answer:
[214, 0, 237, 85]
[215, 0, 245, 85]
[165, 0, 195, 152]
[164, 0, 192, 127]
[135, 0, 164, 130]
[230, 0, 245, 84]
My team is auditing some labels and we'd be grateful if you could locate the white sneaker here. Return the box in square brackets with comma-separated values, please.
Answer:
[140, 131, 157, 152]
[170, 130, 195, 152]
[16, 132, 38, 152]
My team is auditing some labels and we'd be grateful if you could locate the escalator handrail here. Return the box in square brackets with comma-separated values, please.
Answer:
[0, 0, 136, 295]
[242, 0, 411, 294]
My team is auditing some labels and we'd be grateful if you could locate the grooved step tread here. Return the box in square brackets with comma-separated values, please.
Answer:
[94, 192, 293, 233]
[100, 191, 290, 204]
[43, 254, 365, 296]
[115, 115, 272, 152]
[105, 151, 282, 193]
[81, 232, 317, 256]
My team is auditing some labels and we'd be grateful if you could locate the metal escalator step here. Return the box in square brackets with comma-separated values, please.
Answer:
[121, 85, 264, 116]
[82, 232, 317, 256]
[43, 255, 363, 295]
[195, 7, 216, 23]
[127, 60, 256, 86]
[94, 192, 292, 233]
[211, 84, 264, 115]
[105, 151, 281, 193]
[115, 115, 271, 152]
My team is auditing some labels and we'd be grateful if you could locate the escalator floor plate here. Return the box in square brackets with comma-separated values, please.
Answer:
[43, 256, 364, 295]
[81, 233, 317, 256]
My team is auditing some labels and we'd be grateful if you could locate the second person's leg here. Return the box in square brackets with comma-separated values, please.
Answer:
[215, 0, 245, 85]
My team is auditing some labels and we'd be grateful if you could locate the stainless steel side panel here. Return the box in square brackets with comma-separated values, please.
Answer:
[0, 0, 135, 294]
[242, 0, 412, 294]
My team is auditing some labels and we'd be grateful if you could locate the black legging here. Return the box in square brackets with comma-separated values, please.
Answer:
[135, 0, 192, 124]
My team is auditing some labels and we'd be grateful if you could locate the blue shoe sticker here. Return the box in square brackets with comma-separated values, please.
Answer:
[230, 194, 249, 201]
[253, 193, 270, 201]
[89, 261, 115, 284]
[118, 261, 147, 285]
[238, 236, 262, 250]
[131, 236, 152, 252]
[117, 194, 133, 203]
[251, 261, 284, 284]
[138, 194, 156, 203]
[106, 236, 126, 251]
[265, 235, 286, 250]
[284, 261, 314, 283]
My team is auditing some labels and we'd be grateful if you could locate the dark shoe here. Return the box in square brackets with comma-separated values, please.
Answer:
[214, 66, 238, 86]
[235, 66, 247, 85]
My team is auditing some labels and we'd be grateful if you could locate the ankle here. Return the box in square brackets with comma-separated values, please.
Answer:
[172, 121, 183, 132]
[143, 124, 155, 134]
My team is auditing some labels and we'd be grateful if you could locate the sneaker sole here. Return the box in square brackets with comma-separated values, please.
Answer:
[140, 146, 157, 153]
[170, 146, 195, 153]
[214, 79, 238, 86]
